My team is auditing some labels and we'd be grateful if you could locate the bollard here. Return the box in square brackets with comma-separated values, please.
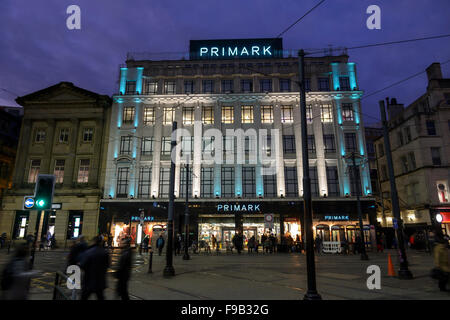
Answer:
[148, 250, 153, 273]
[7, 241, 10, 254]
[52, 272, 59, 300]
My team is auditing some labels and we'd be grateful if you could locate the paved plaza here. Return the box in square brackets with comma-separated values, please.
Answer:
[0, 247, 448, 300]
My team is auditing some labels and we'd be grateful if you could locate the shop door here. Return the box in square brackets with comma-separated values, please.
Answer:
[222, 228, 235, 246]
[346, 228, 356, 243]
[331, 228, 340, 242]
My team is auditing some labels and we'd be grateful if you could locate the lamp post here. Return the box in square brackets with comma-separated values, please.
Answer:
[163, 121, 177, 277]
[298, 49, 321, 300]
[183, 157, 190, 260]
[345, 152, 369, 260]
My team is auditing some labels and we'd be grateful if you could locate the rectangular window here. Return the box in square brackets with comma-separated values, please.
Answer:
[397, 132, 404, 147]
[326, 167, 340, 197]
[138, 167, 151, 198]
[306, 105, 313, 123]
[202, 80, 214, 93]
[263, 174, 277, 197]
[242, 167, 256, 198]
[426, 120, 436, 135]
[223, 136, 234, 154]
[83, 128, 93, 142]
[117, 167, 130, 197]
[342, 103, 354, 121]
[284, 167, 298, 197]
[241, 79, 253, 93]
[35, 129, 46, 143]
[28, 159, 40, 183]
[163, 107, 175, 125]
[279, 79, 291, 92]
[141, 137, 154, 156]
[262, 134, 272, 156]
[400, 155, 409, 173]
[404, 126, 412, 143]
[202, 106, 214, 124]
[339, 76, 350, 91]
[307, 135, 316, 153]
[310, 167, 319, 197]
[344, 133, 357, 153]
[77, 159, 90, 184]
[123, 107, 135, 124]
[181, 136, 193, 157]
[304, 78, 311, 92]
[184, 80, 194, 94]
[323, 134, 336, 153]
[318, 78, 330, 91]
[201, 167, 214, 198]
[164, 81, 176, 94]
[241, 106, 254, 123]
[431, 147, 441, 165]
[161, 137, 172, 156]
[120, 136, 132, 155]
[281, 105, 293, 123]
[221, 167, 235, 198]
[125, 81, 136, 94]
[145, 81, 158, 95]
[222, 80, 233, 93]
[222, 106, 234, 124]
[261, 106, 273, 123]
[260, 79, 272, 92]
[320, 104, 333, 123]
[159, 168, 170, 198]
[54, 159, 65, 184]
[283, 135, 296, 154]
[378, 143, 384, 157]
[59, 128, 69, 143]
[179, 166, 193, 198]
[202, 136, 215, 157]
[408, 152, 416, 170]
[143, 107, 155, 125]
[183, 107, 194, 125]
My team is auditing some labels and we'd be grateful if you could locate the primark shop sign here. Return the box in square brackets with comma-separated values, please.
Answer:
[189, 38, 283, 60]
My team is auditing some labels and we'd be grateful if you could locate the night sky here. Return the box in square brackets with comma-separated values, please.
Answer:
[1, 0, 449, 125]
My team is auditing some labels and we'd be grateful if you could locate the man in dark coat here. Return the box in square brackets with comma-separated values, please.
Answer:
[115, 238, 132, 300]
[67, 235, 88, 267]
[79, 236, 110, 300]
[156, 234, 165, 256]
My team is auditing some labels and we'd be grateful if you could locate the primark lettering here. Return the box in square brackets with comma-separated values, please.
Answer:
[199, 45, 272, 58]
[217, 204, 261, 212]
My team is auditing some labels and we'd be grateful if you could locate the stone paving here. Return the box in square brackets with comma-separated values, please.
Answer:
[0, 247, 448, 300]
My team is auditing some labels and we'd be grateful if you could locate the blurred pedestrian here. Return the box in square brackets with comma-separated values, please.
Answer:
[67, 235, 88, 267]
[432, 234, 450, 292]
[315, 235, 322, 255]
[211, 234, 217, 251]
[156, 234, 165, 256]
[248, 235, 255, 253]
[175, 233, 182, 255]
[115, 238, 132, 300]
[142, 234, 149, 253]
[1, 243, 37, 300]
[79, 236, 110, 300]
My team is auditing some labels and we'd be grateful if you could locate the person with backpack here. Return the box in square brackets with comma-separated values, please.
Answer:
[1, 243, 38, 300]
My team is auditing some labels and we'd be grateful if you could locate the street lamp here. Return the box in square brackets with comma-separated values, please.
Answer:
[344, 152, 369, 260]
[183, 157, 190, 260]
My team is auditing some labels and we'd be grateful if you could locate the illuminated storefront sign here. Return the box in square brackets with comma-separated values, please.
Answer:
[131, 216, 155, 222]
[217, 203, 261, 212]
[190, 38, 283, 60]
[324, 215, 349, 221]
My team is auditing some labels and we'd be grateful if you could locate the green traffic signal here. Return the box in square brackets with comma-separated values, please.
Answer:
[36, 199, 45, 207]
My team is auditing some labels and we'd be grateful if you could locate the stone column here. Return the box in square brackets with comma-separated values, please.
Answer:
[64, 119, 79, 187]
[312, 102, 328, 196]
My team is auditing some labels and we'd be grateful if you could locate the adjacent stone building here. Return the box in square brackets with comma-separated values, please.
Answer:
[0, 82, 111, 244]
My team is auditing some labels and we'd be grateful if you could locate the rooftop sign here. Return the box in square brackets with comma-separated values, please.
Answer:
[190, 38, 283, 60]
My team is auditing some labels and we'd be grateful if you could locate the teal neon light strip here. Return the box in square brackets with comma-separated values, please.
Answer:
[136, 67, 144, 94]
[119, 68, 128, 94]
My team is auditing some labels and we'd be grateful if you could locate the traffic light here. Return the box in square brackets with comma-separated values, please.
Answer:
[34, 174, 55, 210]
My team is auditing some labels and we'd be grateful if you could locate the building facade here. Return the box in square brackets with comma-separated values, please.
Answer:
[0, 82, 111, 244]
[374, 63, 450, 238]
[101, 38, 375, 248]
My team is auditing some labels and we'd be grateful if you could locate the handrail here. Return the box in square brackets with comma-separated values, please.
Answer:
[52, 271, 77, 300]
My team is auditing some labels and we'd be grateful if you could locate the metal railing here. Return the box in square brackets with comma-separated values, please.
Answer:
[52, 271, 78, 300]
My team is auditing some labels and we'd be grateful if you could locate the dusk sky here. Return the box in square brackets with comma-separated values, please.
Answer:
[1, 0, 449, 124]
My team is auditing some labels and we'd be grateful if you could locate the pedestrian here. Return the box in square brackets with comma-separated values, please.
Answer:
[0, 233, 6, 249]
[115, 238, 132, 300]
[261, 233, 267, 251]
[107, 234, 113, 250]
[341, 237, 348, 255]
[67, 235, 88, 267]
[79, 236, 110, 300]
[432, 234, 450, 292]
[248, 235, 255, 253]
[1, 243, 38, 300]
[211, 234, 217, 251]
[142, 234, 150, 253]
[156, 234, 165, 256]
[315, 235, 322, 255]
[355, 235, 362, 255]
[232, 233, 242, 254]
[175, 233, 182, 255]
[409, 234, 415, 249]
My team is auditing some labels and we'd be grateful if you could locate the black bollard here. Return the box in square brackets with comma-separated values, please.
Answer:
[148, 250, 153, 274]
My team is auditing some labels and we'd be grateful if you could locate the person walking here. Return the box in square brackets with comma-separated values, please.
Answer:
[142, 234, 150, 253]
[211, 234, 217, 251]
[115, 238, 132, 300]
[248, 235, 255, 254]
[1, 243, 38, 300]
[315, 235, 322, 255]
[175, 233, 182, 255]
[67, 235, 88, 267]
[156, 234, 165, 256]
[79, 236, 110, 300]
[341, 236, 349, 255]
[432, 234, 450, 292]
[232, 233, 241, 254]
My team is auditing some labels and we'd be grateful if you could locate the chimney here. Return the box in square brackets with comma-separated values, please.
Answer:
[426, 63, 442, 81]
[386, 97, 404, 120]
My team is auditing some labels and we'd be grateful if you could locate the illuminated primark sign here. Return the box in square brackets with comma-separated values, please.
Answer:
[190, 38, 283, 60]
[217, 203, 261, 212]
